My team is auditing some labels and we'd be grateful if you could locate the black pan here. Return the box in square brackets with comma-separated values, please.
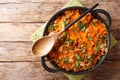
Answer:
[41, 6, 111, 75]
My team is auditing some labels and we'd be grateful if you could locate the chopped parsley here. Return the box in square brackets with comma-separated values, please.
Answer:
[58, 32, 69, 40]
[57, 36, 63, 40]
[93, 21, 96, 26]
[77, 22, 86, 32]
[56, 59, 60, 64]
[100, 36, 105, 42]
[88, 58, 93, 63]
[75, 54, 82, 61]
[95, 44, 104, 52]
[74, 61, 79, 68]
[87, 54, 93, 63]
[95, 41, 99, 46]
[66, 47, 72, 50]
[62, 19, 68, 30]
[100, 44, 104, 49]
[63, 57, 69, 64]
[88, 36, 93, 41]
[48, 24, 57, 30]
[81, 48, 85, 54]
[64, 38, 74, 44]
[64, 32, 69, 37]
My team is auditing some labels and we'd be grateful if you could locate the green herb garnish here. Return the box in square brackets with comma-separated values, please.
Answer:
[87, 54, 93, 63]
[88, 36, 93, 41]
[87, 54, 92, 59]
[79, 46, 85, 54]
[48, 24, 57, 30]
[62, 19, 68, 30]
[75, 54, 82, 61]
[88, 58, 93, 63]
[100, 36, 105, 42]
[81, 48, 85, 54]
[100, 44, 104, 48]
[95, 41, 99, 46]
[56, 59, 60, 64]
[74, 61, 79, 68]
[64, 38, 74, 44]
[93, 21, 96, 26]
[95, 44, 104, 52]
[66, 47, 72, 50]
[64, 32, 69, 37]
[58, 36, 63, 40]
[77, 23, 86, 32]
[95, 46, 100, 52]
[82, 49, 85, 54]
[63, 57, 69, 64]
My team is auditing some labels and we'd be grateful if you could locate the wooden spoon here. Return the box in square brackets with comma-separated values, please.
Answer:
[32, 3, 99, 57]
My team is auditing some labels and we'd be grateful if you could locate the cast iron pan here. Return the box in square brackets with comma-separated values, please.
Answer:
[41, 6, 111, 75]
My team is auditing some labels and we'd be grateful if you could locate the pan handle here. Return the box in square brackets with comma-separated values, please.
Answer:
[41, 56, 59, 73]
[92, 9, 112, 29]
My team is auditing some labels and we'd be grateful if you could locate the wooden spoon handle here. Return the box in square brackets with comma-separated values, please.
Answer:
[64, 3, 99, 31]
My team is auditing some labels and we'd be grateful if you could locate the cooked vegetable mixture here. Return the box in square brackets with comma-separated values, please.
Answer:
[46, 9, 107, 72]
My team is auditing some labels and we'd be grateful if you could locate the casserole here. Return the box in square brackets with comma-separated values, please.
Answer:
[41, 6, 111, 75]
